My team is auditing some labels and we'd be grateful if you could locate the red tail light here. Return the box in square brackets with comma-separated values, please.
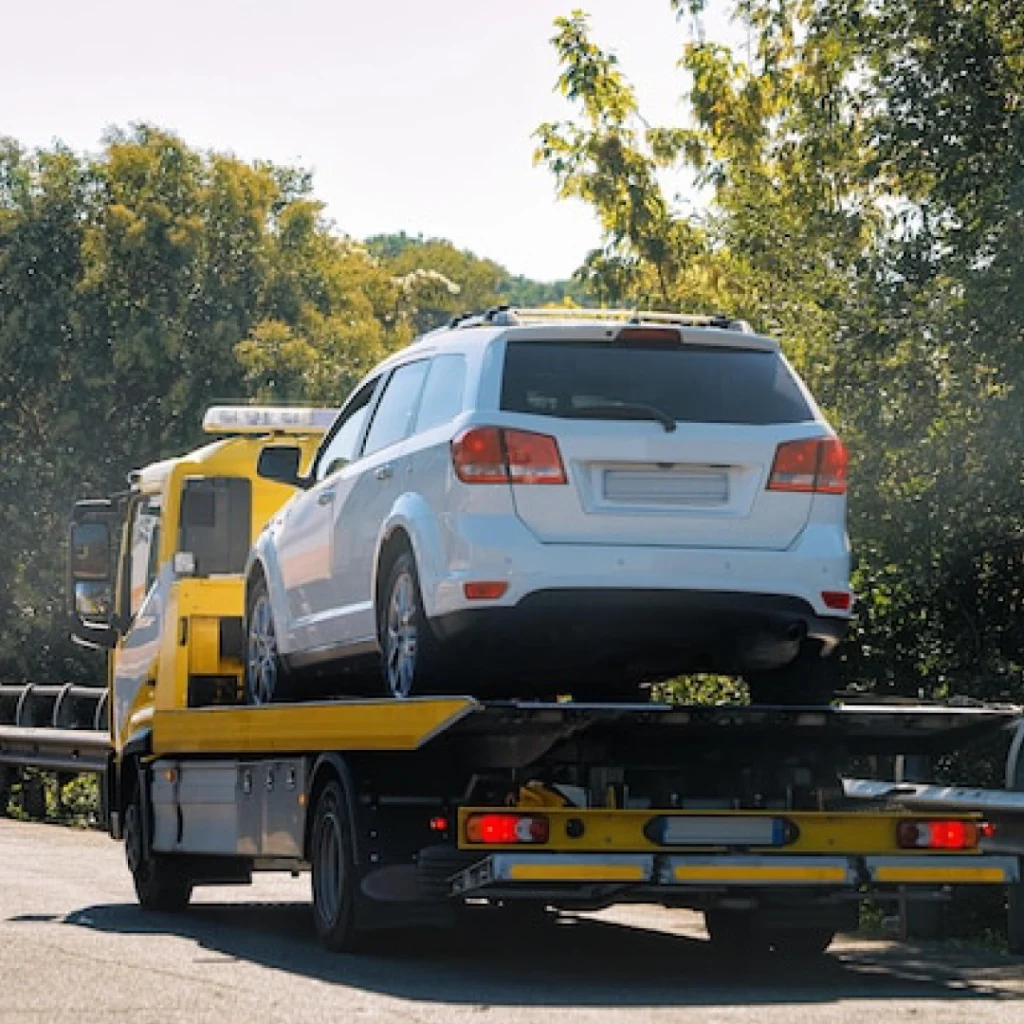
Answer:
[504, 429, 566, 484]
[464, 813, 550, 845]
[896, 819, 983, 850]
[768, 438, 848, 495]
[451, 427, 507, 483]
[452, 427, 566, 485]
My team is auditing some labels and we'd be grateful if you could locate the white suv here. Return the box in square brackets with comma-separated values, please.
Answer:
[245, 308, 851, 705]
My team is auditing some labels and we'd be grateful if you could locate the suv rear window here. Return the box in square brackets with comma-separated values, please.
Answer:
[500, 342, 813, 425]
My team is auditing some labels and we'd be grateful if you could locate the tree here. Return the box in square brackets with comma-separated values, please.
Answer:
[368, 232, 591, 331]
[0, 127, 401, 682]
[536, 4, 1024, 707]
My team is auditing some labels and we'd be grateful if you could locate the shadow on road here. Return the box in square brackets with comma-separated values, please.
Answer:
[16, 899, 1016, 1008]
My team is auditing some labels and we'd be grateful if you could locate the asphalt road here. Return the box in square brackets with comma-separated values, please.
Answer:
[1, 818, 1022, 1023]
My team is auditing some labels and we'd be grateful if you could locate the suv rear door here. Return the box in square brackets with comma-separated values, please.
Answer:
[499, 336, 822, 551]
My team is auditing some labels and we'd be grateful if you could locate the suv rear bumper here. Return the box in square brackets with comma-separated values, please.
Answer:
[431, 588, 847, 679]
[426, 517, 850, 622]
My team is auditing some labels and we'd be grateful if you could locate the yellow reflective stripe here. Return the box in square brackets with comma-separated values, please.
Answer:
[674, 865, 848, 882]
[874, 867, 1007, 884]
[508, 864, 647, 882]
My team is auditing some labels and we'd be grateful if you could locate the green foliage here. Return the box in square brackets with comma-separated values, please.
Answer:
[655, 675, 749, 704]
[536, 3, 1024, 713]
[0, 127, 393, 680]
[368, 232, 591, 332]
[0, 128, 579, 686]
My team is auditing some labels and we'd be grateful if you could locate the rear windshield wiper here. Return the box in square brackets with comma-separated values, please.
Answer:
[561, 402, 677, 433]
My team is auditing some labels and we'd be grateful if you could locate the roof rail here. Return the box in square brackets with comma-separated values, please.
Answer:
[446, 306, 753, 333]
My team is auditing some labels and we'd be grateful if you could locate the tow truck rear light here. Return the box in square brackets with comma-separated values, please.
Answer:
[896, 819, 985, 850]
[464, 813, 550, 845]
[452, 428, 566, 485]
[768, 438, 848, 495]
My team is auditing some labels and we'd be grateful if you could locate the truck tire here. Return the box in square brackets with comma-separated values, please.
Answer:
[704, 909, 771, 957]
[1009, 885, 1024, 956]
[745, 640, 836, 706]
[124, 790, 192, 912]
[705, 909, 834, 959]
[310, 778, 361, 951]
[767, 927, 836, 958]
[378, 552, 442, 699]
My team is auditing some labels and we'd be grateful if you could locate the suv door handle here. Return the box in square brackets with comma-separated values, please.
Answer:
[317, 490, 335, 506]
[374, 463, 394, 481]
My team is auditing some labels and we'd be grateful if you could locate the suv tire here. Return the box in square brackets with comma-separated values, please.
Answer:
[378, 551, 442, 698]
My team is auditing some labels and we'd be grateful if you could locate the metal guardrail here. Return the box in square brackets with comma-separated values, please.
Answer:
[0, 683, 108, 732]
[0, 684, 109, 776]
[0, 725, 109, 773]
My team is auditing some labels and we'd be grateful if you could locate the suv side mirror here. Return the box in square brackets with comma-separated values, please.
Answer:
[257, 446, 308, 489]
[68, 501, 119, 649]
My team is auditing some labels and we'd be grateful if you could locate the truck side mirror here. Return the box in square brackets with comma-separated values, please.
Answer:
[257, 446, 308, 489]
[68, 502, 119, 649]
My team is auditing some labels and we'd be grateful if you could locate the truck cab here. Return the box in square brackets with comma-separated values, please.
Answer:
[67, 406, 332, 791]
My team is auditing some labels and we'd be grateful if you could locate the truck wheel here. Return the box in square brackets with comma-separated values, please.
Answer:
[767, 927, 836, 958]
[379, 552, 441, 698]
[1008, 884, 1024, 956]
[704, 909, 770, 957]
[310, 779, 360, 951]
[245, 578, 286, 704]
[745, 640, 835, 706]
[124, 791, 192, 912]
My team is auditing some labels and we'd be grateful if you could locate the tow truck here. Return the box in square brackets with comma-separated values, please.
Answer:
[36, 405, 1024, 954]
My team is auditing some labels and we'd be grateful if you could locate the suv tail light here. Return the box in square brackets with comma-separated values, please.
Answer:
[768, 438, 848, 495]
[452, 427, 566, 485]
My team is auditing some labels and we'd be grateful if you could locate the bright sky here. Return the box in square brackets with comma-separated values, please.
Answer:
[3, 1, 735, 281]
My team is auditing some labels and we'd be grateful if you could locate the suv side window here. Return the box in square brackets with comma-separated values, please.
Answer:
[316, 378, 379, 481]
[361, 361, 430, 457]
[414, 354, 467, 433]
